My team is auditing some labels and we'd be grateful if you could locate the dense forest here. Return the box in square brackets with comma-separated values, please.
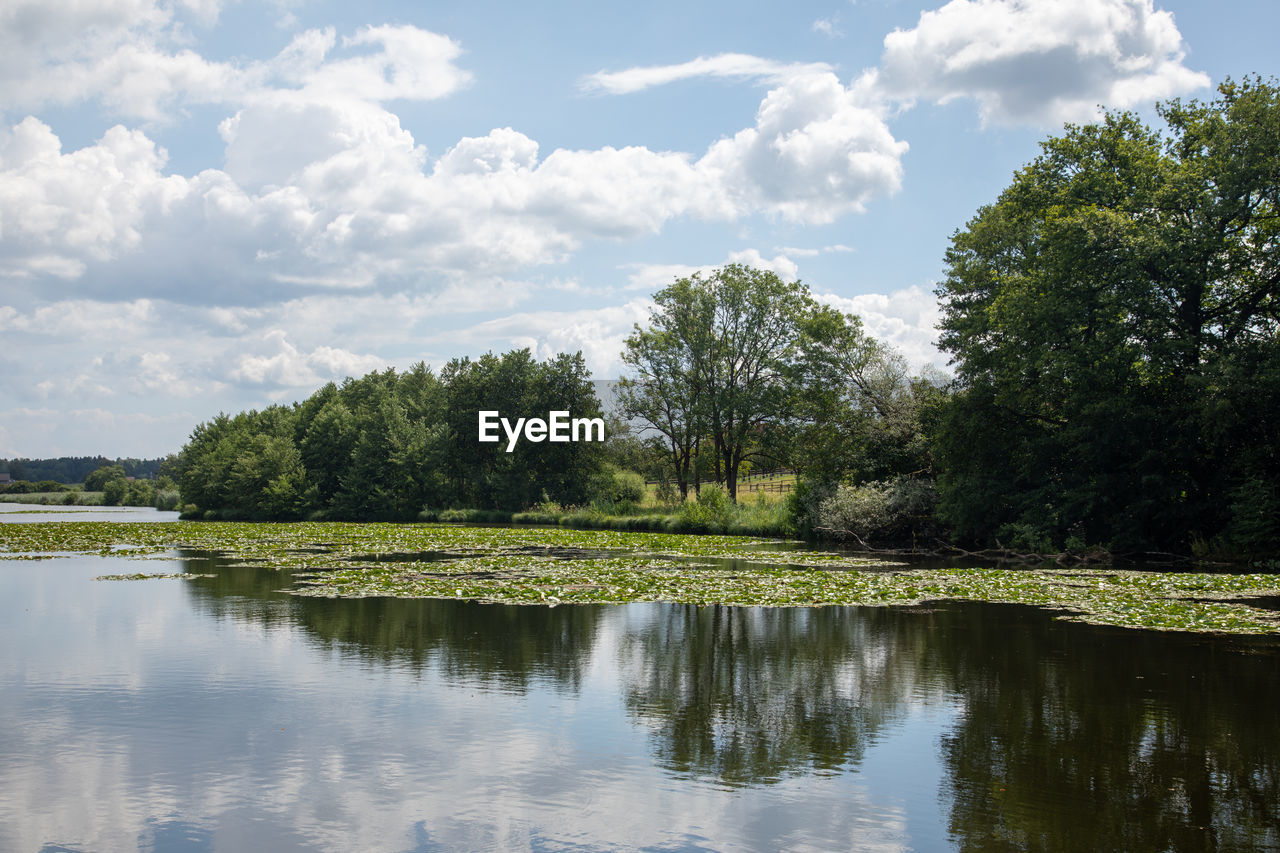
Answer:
[0, 456, 165, 484]
[177, 351, 605, 520]
[169, 78, 1278, 558]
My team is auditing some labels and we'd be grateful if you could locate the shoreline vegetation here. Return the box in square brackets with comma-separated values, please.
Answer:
[6, 80, 1278, 566]
[3, 520, 1280, 635]
[160, 81, 1280, 564]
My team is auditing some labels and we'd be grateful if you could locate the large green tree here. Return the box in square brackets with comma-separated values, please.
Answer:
[621, 265, 835, 502]
[935, 77, 1280, 554]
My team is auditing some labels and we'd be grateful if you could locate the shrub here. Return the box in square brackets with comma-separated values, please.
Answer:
[678, 485, 734, 532]
[654, 481, 679, 506]
[101, 478, 127, 506]
[815, 477, 939, 544]
[613, 471, 646, 504]
[154, 490, 180, 511]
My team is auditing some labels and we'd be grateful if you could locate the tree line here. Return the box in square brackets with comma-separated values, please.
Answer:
[170, 76, 1278, 558]
[0, 456, 166, 485]
[177, 351, 605, 520]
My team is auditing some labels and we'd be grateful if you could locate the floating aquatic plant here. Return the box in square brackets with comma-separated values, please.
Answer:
[3, 521, 1280, 634]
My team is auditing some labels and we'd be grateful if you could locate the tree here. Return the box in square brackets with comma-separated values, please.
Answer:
[621, 265, 829, 502]
[85, 465, 126, 492]
[935, 77, 1280, 553]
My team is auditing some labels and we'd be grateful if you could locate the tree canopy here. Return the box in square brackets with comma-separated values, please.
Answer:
[620, 265, 844, 501]
[935, 77, 1280, 555]
[177, 351, 607, 519]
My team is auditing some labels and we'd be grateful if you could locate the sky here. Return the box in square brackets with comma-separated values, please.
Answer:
[1, 0, 1278, 459]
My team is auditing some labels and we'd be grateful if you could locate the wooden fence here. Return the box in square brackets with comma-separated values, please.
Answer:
[648, 471, 796, 495]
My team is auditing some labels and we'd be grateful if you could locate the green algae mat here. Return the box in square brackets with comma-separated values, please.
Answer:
[3, 520, 1280, 635]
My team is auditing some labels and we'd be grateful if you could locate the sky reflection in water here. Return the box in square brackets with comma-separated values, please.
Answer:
[0, 552, 1276, 852]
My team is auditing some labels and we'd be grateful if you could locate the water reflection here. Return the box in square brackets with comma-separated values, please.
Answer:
[182, 552, 604, 694]
[615, 604, 950, 786]
[3, 551, 1278, 851]
[933, 605, 1280, 852]
[182, 553, 1280, 850]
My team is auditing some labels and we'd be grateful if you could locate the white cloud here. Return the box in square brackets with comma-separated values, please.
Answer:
[725, 249, 798, 282]
[698, 71, 908, 222]
[812, 16, 843, 38]
[622, 247, 802, 294]
[0, 11, 471, 122]
[0, 119, 191, 274]
[227, 329, 386, 390]
[0, 298, 155, 337]
[579, 54, 833, 95]
[876, 0, 1209, 124]
[443, 301, 656, 378]
[817, 284, 945, 369]
[4, 63, 906, 305]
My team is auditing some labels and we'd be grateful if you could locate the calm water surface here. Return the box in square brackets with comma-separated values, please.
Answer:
[0, 545, 1277, 851]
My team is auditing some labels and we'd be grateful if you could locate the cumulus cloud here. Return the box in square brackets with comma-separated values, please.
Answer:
[3, 64, 909, 306]
[227, 330, 386, 390]
[621, 247, 805, 294]
[0, 4, 472, 122]
[725, 249, 799, 282]
[698, 71, 908, 222]
[443, 301, 656, 378]
[0, 118, 191, 277]
[582, 62, 909, 223]
[876, 0, 1209, 124]
[817, 284, 945, 369]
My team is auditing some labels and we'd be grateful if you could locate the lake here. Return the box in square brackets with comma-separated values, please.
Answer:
[0, 525, 1278, 850]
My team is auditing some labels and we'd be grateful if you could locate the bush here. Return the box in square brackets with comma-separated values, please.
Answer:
[678, 485, 735, 532]
[154, 490, 180, 511]
[101, 478, 127, 506]
[613, 471, 646, 504]
[815, 477, 939, 544]
[654, 481, 679, 506]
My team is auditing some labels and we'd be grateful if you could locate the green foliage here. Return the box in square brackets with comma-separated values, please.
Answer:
[621, 264, 839, 502]
[935, 77, 1280, 553]
[85, 465, 126, 492]
[177, 353, 607, 520]
[653, 481, 679, 506]
[815, 477, 940, 544]
[101, 478, 127, 506]
[678, 485, 735, 532]
[1, 456, 163, 485]
[612, 471, 646, 504]
[442, 350, 606, 510]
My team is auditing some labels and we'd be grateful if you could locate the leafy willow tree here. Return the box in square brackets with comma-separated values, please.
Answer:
[935, 77, 1280, 554]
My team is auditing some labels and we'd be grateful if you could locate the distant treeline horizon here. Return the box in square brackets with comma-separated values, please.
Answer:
[0, 456, 167, 485]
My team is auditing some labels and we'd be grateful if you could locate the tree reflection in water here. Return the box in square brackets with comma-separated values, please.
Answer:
[182, 554, 1280, 848]
[614, 602, 950, 785]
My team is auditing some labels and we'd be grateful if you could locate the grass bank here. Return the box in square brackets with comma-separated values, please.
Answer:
[416, 484, 793, 537]
[0, 491, 106, 506]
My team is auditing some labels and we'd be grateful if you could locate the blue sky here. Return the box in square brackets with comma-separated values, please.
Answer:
[2, 0, 1277, 458]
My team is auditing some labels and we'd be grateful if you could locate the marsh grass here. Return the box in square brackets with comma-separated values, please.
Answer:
[1, 491, 105, 506]
[3, 520, 1280, 634]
